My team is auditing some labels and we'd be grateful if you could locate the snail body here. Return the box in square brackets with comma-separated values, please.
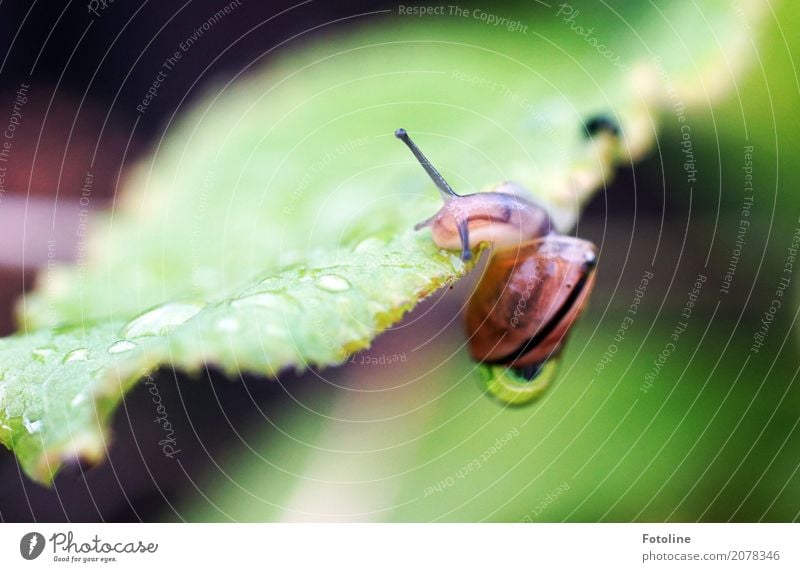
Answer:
[395, 129, 598, 397]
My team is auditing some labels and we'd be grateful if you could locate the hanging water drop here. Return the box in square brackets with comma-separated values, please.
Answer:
[479, 359, 560, 406]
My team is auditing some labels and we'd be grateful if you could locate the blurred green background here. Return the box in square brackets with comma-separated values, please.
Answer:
[170, 1, 800, 522]
[0, 0, 797, 522]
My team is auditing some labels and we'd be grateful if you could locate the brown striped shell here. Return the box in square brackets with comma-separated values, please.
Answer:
[465, 236, 597, 368]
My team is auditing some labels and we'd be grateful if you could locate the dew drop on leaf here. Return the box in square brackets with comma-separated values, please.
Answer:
[63, 348, 90, 363]
[232, 292, 288, 310]
[31, 346, 56, 363]
[120, 302, 204, 338]
[353, 236, 386, 253]
[23, 417, 43, 434]
[107, 340, 137, 354]
[316, 274, 351, 292]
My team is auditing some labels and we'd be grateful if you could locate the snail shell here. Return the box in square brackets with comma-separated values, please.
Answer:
[466, 235, 597, 368]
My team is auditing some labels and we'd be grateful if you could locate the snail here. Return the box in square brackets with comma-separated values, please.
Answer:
[395, 128, 598, 405]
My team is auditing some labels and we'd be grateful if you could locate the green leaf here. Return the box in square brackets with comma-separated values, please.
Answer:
[0, 322, 125, 481]
[1, 0, 767, 484]
[2, 234, 468, 483]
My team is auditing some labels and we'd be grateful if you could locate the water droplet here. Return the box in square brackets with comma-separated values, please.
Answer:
[108, 340, 137, 354]
[479, 359, 560, 406]
[63, 348, 90, 363]
[216, 317, 239, 332]
[121, 302, 204, 338]
[353, 236, 386, 253]
[316, 274, 351, 292]
[232, 292, 285, 310]
[23, 417, 43, 434]
[70, 393, 88, 407]
[31, 346, 56, 363]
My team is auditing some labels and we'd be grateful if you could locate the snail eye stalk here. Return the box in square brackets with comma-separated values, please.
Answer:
[457, 220, 472, 261]
[396, 128, 472, 261]
[395, 128, 460, 200]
